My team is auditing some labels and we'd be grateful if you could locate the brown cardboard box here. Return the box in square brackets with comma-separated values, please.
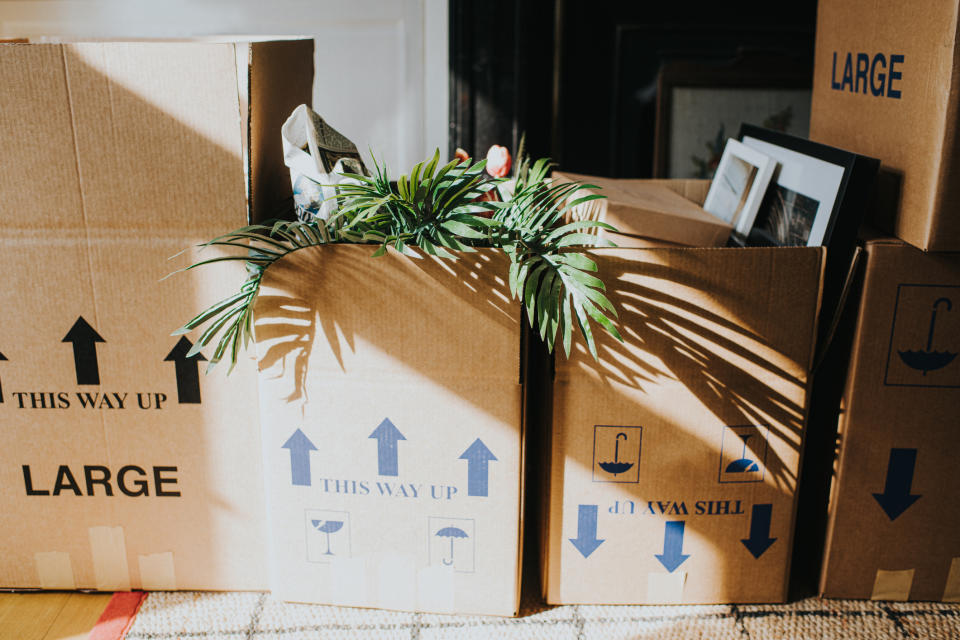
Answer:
[555, 173, 732, 248]
[809, 0, 960, 251]
[253, 245, 525, 615]
[0, 39, 313, 590]
[542, 182, 825, 604]
[820, 238, 960, 601]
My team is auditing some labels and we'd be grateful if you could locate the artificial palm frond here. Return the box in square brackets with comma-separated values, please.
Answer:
[173, 149, 621, 371]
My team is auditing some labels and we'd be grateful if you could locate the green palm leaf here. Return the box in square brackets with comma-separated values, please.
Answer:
[173, 149, 621, 371]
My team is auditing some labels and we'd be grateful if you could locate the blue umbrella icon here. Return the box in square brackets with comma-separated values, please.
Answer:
[311, 520, 343, 555]
[435, 526, 469, 565]
[598, 432, 634, 475]
[898, 297, 956, 375]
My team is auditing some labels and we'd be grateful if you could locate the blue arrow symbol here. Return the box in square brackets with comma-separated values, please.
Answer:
[872, 448, 921, 521]
[369, 418, 406, 477]
[281, 428, 317, 486]
[459, 438, 497, 496]
[741, 503, 777, 559]
[655, 521, 690, 572]
[568, 504, 604, 558]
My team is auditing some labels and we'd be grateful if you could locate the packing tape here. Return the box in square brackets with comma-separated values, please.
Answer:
[89, 526, 131, 591]
[871, 568, 914, 601]
[329, 556, 367, 606]
[417, 564, 455, 613]
[943, 557, 960, 602]
[34, 551, 76, 590]
[377, 554, 416, 612]
[138, 552, 176, 590]
[647, 571, 686, 604]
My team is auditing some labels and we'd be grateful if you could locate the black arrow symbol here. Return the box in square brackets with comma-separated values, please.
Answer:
[873, 448, 922, 521]
[0, 350, 7, 403]
[164, 337, 205, 404]
[62, 317, 105, 385]
[741, 503, 777, 559]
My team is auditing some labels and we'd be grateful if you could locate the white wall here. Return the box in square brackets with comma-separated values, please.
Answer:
[0, 0, 448, 171]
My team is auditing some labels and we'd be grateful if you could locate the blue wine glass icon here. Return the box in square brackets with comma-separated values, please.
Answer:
[311, 519, 344, 555]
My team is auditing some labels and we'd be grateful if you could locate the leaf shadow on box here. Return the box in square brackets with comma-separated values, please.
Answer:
[0, 43, 285, 593]
[252, 244, 520, 420]
[546, 247, 820, 602]
[252, 243, 820, 607]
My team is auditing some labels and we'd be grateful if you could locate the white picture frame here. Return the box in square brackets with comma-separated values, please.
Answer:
[702, 139, 777, 238]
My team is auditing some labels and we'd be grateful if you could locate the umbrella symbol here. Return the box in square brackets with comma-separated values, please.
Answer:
[898, 297, 956, 375]
[598, 432, 634, 475]
[725, 433, 760, 473]
[311, 519, 343, 556]
[435, 526, 469, 565]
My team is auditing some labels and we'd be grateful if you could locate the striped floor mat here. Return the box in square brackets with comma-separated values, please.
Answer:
[120, 592, 960, 639]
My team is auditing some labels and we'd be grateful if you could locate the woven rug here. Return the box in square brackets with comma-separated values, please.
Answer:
[122, 592, 960, 639]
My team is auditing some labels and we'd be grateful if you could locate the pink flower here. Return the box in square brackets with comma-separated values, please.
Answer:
[485, 145, 512, 178]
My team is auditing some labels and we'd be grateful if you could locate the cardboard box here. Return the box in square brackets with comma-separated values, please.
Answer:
[555, 173, 732, 248]
[0, 39, 313, 590]
[253, 245, 525, 615]
[820, 238, 960, 601]
[541, 182, 825, 604]
[810, 0, 960, 251]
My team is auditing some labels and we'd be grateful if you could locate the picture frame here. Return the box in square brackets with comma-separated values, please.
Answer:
[653, 51, 813, 179]
[738, 124, 877, 249]
[702, 138, 777, 239]
[737, 123, 879, 349]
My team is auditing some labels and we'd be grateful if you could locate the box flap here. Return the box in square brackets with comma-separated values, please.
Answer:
[248, 40, 315, 223]
[0, 42, 248, 237]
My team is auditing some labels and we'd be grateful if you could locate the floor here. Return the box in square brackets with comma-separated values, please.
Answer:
[0, 592, 112, 640]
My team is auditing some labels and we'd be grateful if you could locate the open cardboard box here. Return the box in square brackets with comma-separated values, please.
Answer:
[0, 39, 312, 590]
[539, 179, 826, 604]
[253, 246, 527, 616]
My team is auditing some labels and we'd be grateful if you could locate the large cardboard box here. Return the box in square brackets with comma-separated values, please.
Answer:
[810, 0, 960, 251]
[0, 39, 313, 590]
[253, 245, 526, 615]
[541, 182, 825, 604]
[820, 238, 960, 601]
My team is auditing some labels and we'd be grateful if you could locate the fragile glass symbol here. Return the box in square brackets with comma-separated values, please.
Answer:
[311, 520, 344, 555]
[898, 297, 956, 375]
[726, 434, 760, 473]
[435, 526, 469, 565]
[598, 432, 634, 475]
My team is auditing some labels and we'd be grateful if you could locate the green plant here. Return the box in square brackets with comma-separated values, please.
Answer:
[172, 150, 621, 372]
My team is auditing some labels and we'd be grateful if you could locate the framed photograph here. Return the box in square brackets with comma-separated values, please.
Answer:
[653, 51, 813, 179]
[738, 124, 877, 248]
[738, 124, 880, 350]
[702, 139, 777, 238]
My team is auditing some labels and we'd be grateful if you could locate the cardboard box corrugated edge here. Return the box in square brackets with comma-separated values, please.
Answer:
[929, 14, 960, 251]
[248, 39, 314, 223]
[782, 244, 828, 600]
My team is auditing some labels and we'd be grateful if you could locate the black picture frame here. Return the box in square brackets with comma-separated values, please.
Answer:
[737, 123, 879, 351]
